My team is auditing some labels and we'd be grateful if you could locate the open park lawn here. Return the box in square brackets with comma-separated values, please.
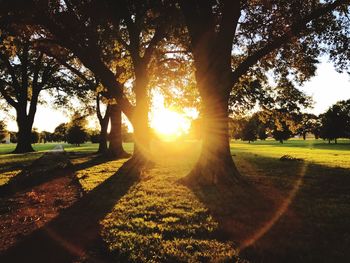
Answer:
[0, 139, 349, 262]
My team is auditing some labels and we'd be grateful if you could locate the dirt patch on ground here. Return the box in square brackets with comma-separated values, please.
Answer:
[0, 150, 82, 253]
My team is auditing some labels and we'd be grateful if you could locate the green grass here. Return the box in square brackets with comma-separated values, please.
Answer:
[1, 139, 350, 261]
[231, 139, 350, 168]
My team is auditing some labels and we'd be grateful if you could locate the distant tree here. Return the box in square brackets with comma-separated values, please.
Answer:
[40, 131, 52, 143]
[320, 100, 350, 143]
[10, 132, 17, 143]
[89, 130, 100, 144]
[31, 129, 39, 144]
[0, 120, 6, 142]
[66, 113, 88, 146]
[296, 113, 318, 140]
[53, 123, 68, 142]
[241, 117, 258, 143]
[121, 123, 133, 142]
[257, 124, 268, 140]
[0, 32, 73, 153]
[229, 118, 246, 140]
[312, 118, 322, 139]
[272, 121, 293, 144]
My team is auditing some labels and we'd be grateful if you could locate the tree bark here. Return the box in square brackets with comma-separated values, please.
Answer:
[98, 120, 109, 154]
[108, 104, 129, 158]
[303, 132, 306, 140]
[96, 94, 110, 154]
[130, 65, 151, 164]
[13, 109, 35, 153]
[190, 92, 240, 185]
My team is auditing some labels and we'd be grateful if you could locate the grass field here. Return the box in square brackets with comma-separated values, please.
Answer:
[1, 139, 349, 262]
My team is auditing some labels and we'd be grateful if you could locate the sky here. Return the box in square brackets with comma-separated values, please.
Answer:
[2, 60, 350, 133]
[299, 61, 350, 115]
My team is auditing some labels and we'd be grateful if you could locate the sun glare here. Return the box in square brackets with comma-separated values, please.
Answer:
[150, 91, 192, 141]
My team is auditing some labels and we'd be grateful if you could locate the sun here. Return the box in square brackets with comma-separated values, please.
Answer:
[150, 91, 192, 141]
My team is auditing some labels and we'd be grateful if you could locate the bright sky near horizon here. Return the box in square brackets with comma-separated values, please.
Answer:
[2, 60, 350, 133]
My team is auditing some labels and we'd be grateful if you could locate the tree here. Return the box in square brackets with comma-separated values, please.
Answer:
[177, 0, 349, 183]
[296, 113, 318, 140]
[53, 123, 68, 142]
[66, 113, 88, 146]
[0, 32, 71, 153]
[320, 99, 350, 143]
[95, 92, 111, 153]
[108, 104, 129, 157]
[89, 130, 100, 144]
[0, 120, 6, 142]
[31, 128, 39, 144]
[40, 131, 52, 143]
[272, 122, 293, 144]
[241, 117, 258, 143]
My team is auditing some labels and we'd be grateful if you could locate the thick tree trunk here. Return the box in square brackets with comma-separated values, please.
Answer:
[108, 104, 129, 158]
[188, 91, 241, 185]
[13, 113, 34, 154]
[98, 121, 108, 154]
[131, 68, 151, 164]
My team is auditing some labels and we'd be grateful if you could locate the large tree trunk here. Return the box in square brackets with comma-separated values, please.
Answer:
[96, 96, 110, 154]
[13, 112, 34, 154]
[98, 120, 109, 154]
[189, 45, 241, 184]
[189, 91, 241, 185]
[108, 104, 129, 158]
[131, 67, 151, 164]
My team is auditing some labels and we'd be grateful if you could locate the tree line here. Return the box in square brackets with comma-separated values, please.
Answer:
[230, 99, 350, 143]
[0, 0, 349, 184]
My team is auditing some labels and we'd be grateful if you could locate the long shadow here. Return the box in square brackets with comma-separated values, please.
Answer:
[0, 152, 116, 198]
[70, 152, 123, 173]
[0, 152, 44, 174]
[185, 156, 350, 263]
[0, 159, 140, 263]
[0, 151, 74, 197]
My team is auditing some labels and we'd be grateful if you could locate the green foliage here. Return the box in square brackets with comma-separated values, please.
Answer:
[241, 117, 258, 142]
[88, 130, 100, 143]
[66, 112, 88, 146]
[31, 129, 39, 143]
[0, 120, 6, 141]
[272, 121, 293, 143]
[53, 123, 68, 142]
[66, 126, 88, 146]
[320, 99, 350, 142]
[39, 131, 53, 143]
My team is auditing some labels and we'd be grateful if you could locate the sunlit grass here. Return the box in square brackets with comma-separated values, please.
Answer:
[75, 158, 129, 192]
[1, 139, 349, 261]
[231, 139, 350, 168]
[100, 143, 239, 262]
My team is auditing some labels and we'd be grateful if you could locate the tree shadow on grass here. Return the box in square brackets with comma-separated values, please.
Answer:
[0, 158, 140, 263]
[0, 152, 116, 198]
[184, 156, 350, 263]
[0, 151, 73, 197]
[70, 152, 123, 173]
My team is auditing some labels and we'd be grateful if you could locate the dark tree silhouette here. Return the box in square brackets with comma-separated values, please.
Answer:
[0, 120, 6, 141]
[320, 100, 350, 143]
[0, 33, 71, 153]
[178, 0, 348, 183]
[66, 113, 88, 146]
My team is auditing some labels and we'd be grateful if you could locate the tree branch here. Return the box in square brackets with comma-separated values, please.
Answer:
[231, 0, 348, 85]
[0, 83, 18, 108]
[0, 52, 21, 94]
